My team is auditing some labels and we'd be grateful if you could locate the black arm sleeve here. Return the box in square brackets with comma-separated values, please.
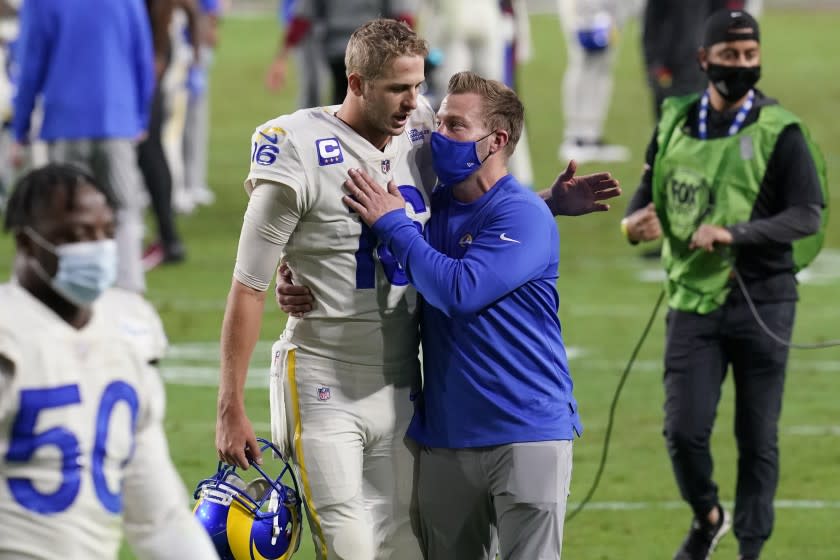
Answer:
[727, 123, 823, 244]
[774, 124, 824, 208]
[624, 127, 660, 217]
[727, 204, 821, 245]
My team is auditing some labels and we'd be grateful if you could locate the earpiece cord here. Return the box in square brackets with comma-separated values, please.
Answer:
[732, 267, 840, 349]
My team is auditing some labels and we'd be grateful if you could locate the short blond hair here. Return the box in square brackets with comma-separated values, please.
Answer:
[447, 71, 524, 156]
[345, 19, 429, 81]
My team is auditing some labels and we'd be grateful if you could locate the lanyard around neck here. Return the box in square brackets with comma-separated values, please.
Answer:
[698, 89, 755, 140]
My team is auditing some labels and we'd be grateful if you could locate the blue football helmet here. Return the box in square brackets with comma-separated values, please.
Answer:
[193, 438, 302, 560]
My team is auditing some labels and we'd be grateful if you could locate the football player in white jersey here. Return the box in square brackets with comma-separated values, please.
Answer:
[217, 17, 621, 560]
[217, 19, 432, 560]
[0, 164, 218, 560]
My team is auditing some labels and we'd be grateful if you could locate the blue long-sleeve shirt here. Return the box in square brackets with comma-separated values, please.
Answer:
[12, 0, 155, 142]
[201, 0, 221, 14]
[372, 174, 583, 448]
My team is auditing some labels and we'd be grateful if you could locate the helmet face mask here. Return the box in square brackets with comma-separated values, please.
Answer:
[193, 439, 303, 560]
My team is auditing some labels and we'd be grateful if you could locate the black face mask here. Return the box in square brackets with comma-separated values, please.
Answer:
[706, 63, 761, 102]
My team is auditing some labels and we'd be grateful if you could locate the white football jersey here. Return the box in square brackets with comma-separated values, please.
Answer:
[0, 284, 214, 560]
[245, 99, 437, 366]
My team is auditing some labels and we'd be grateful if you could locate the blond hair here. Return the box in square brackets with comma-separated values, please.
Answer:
[447, 71, 524, 156]
[345, 19, 429, 81]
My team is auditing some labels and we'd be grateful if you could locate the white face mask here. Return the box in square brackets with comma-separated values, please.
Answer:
[25, 226, 118, 306]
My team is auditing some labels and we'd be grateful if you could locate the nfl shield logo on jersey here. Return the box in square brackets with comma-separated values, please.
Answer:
[381, 159, 391, 174]
[317, 386, 331, 401]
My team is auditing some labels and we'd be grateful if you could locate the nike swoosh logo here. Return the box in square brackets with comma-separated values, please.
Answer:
[259, 131, 278, 144]
[500, 233, 520, 243]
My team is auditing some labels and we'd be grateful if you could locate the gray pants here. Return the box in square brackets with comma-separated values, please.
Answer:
[295, 23, 330, 108]
[418, 441, 573, 560]
[183, 47, 212, 193]
[48, 139, 146, 293]
[558, 0, 644, 142]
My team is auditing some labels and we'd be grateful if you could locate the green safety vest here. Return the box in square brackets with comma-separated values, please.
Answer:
[651, 93, 829, 314]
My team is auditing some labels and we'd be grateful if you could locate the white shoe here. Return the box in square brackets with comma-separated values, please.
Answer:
[191, 185, 216, 206]
[173, 188, 196, 215]
[559, 139, 631, 164]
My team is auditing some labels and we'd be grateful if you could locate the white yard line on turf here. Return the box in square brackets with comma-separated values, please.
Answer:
[160, 354, 840, 388]
[169, 415, 840, 440]
[566, 499, 840, 511]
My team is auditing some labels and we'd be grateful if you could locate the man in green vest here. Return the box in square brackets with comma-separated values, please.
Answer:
[621, 9, 826, 560]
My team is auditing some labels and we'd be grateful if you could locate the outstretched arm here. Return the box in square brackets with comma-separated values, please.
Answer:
[538, 160, 621, 216]
[273, 161, 617, 315]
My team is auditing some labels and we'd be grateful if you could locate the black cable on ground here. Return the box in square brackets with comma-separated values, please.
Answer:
[566, 288, 665, 522]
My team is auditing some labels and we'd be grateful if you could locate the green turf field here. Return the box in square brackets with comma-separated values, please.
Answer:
[1, 7, 838, 560]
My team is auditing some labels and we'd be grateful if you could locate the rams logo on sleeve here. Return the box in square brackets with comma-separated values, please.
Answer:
[251, 127, 286, 167]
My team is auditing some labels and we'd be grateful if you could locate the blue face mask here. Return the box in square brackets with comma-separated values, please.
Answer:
[25, 227, 118, 306]
[430, 131, 495, 186]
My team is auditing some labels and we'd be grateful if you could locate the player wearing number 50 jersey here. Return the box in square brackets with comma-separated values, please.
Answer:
[0, 165, 217, 559]
[216, 19, 433, 560]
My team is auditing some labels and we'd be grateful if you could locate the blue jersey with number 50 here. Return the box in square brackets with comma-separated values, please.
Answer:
[244, 99, 437, 367]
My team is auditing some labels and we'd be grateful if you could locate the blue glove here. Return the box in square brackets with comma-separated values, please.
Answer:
[187, 65, 207, 97]
[576, 12, 615, 52]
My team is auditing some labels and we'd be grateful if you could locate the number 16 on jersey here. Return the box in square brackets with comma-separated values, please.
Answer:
[352, 184, 428, 289]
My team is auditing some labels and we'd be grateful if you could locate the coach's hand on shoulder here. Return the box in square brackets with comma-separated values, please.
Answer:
[623, 203, 662, 243]
[276, 262, 314, 317]
[216, 404, 262, 470]
[343, 169, 406, 227]
[546, 159, 622, 216]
